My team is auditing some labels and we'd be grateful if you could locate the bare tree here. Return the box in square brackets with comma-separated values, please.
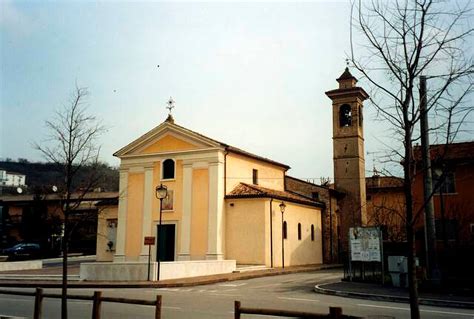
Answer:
[34, 85, 105, 319]
[350, 1, 473, 318]
[367, 196, 406, 242]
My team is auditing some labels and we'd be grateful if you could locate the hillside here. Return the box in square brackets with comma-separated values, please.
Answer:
[0, 160, 119, 194]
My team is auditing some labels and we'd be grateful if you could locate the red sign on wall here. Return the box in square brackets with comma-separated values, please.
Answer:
[144, 236, 156, 245]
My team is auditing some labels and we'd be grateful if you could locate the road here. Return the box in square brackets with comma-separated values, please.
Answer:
[0, 269, 473, 318]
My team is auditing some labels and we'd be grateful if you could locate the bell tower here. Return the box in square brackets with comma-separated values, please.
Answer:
[325, 67, 369, 252]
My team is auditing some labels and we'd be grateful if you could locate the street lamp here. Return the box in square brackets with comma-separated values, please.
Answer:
[279, 202, 286, 269]
[434, 167, 447, 246]
[155, 184, 168, 281]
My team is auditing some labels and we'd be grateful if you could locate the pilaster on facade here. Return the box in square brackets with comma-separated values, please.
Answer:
[206, 158, 225, 260]
[140, 166, 155, 259]
[114, 169, 129, 262]
[178, 163, 193, 260]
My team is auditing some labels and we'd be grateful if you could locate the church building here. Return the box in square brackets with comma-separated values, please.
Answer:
[109, 112, 325, 269]
[85, 67, 369, 281]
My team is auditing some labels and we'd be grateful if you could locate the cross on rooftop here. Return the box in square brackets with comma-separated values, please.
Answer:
[166, 97, 175, 114]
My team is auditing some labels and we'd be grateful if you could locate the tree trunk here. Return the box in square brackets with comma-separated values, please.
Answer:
[404, 127, 420, 319]
[61, 210, 68, 319]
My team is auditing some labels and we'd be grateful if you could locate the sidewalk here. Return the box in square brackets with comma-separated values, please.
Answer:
[0, 263, 340, 289]
[315, 281, 474, 309]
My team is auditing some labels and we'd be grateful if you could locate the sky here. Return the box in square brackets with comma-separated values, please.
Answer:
[2, 0, 469, 181]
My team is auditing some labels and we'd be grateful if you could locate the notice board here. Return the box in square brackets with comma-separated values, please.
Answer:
[349, 226, 382, 262]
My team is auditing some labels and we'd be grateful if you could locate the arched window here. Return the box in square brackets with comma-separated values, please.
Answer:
[162, 159, 175, 179]
[298, 223, 302, 240]
[339, 104, 352, 127]
[311, 225, 315, 241]
[283, 221, 287, 240]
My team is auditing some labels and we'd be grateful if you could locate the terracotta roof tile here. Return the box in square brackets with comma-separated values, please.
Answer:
[0, 192, 118, 203]
[226, 183, 324, 208]
[170, 122, 290, 169]
[366, 176, 404, 189]
[414, 141, 474, 162]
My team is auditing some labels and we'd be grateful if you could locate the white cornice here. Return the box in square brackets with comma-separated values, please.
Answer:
[114, 122, 222, 157]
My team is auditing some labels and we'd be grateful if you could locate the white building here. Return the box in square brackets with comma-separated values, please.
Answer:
[0, 170, 27, 187]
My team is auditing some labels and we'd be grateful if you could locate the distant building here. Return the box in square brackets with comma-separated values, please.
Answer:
[0, 192, 118, 253]
[413, 141, 474, 247]
[0, 170, 27, 188]
[366, 175, 405, 242]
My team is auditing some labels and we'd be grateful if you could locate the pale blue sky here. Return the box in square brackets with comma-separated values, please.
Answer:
[0, 0, 428, 180]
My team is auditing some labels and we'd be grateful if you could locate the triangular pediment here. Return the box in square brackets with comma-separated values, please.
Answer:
[114, 121, 223, 157]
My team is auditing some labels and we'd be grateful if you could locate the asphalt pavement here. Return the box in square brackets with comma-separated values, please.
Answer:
[1, 270, 473, 319]
[0, 256, 474, 318]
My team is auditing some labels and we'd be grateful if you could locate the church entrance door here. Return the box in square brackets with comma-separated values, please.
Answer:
[157, 224, 175, 261]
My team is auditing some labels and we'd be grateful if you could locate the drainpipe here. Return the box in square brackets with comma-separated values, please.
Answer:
[269, 198, 273, 268]
[329, 193, 333, 263]
[224, 149, 228, 195]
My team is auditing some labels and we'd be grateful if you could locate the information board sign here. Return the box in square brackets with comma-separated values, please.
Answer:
[349, 227, 381, 262]
[144, 236, 155, 245]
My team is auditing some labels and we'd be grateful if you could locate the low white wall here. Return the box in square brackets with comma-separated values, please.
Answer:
[80, 260, 236, 281]
[0, 260, 42, 272]
[160, 260, 236, 280]
[80, 262, 157, 281]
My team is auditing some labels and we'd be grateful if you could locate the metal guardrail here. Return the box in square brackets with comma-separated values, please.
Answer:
[0, 288, 162, 319]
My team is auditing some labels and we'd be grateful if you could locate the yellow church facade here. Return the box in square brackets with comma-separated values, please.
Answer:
[101, 115, 323, 270]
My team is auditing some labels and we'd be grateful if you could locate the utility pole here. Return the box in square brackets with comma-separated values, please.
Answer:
[419, 75, 440, 284]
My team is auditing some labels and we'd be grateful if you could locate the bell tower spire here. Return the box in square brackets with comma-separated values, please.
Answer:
[325, 67, 369, 253]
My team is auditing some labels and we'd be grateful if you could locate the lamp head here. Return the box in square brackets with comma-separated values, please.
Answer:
[155, 184, 168, 199]
[279, 202, 286, 213]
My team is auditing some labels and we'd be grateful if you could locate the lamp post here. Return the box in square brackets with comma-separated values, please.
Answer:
[279, 202, 286, 269]
[434, 168, 447, 247]
[155, 184, 168, 281]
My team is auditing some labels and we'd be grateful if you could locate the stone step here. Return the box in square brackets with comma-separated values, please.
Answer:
[235, 265, 269, 272]
[0, 274, 80, 281]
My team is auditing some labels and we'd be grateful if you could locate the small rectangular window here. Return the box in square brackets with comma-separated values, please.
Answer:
[433, 168, 456, 194]
[435, 219, 457, 241]
[162, 159, 176, 180]
[311, 192, 319, 201]
[106, 219, 118, 251]
[252, 169, 258, 185]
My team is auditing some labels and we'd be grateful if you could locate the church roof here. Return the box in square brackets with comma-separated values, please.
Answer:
[226, 182, 324, 208]
[114, 118, 290, 170]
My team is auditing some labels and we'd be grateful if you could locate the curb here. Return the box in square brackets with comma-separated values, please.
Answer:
[42, 255, 96, 265]
[314, 283, 474, 310]
[0, 264, 342, 289]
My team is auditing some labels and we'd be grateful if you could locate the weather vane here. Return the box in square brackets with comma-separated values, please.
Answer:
[166, 97, 175, 115]
[345, 58, 350, 67]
